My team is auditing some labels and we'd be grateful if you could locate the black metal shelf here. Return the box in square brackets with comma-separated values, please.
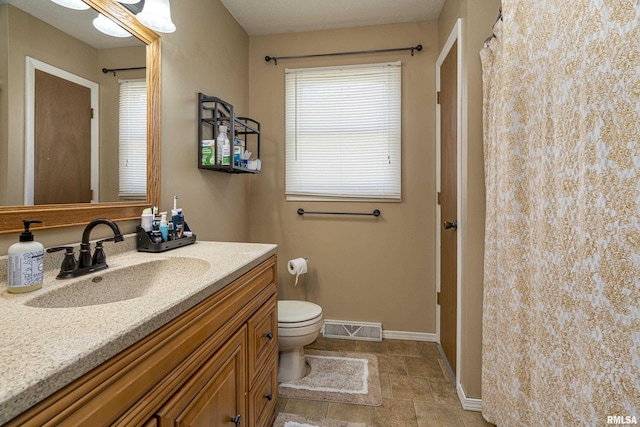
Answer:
[198, 93, 261, 174]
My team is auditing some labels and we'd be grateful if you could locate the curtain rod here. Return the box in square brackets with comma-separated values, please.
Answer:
[265, 44, 422, 65]
[101, 66, 146, 76]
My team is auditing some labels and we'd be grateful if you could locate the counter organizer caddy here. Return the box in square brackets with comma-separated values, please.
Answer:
[198, 93, 261, 173]
[136, 223, 196, 253]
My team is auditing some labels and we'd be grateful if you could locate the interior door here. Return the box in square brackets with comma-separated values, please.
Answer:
[439, 40, 458, 374]
[34, 69, 92, 204]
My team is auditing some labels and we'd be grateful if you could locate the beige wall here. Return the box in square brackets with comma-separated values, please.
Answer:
[248, 22, 438, 333]
[438, 0, 501, 400]
[0, 0, 250, 252]
[157, 0, 250, 243]
[0, 6, 8, 206]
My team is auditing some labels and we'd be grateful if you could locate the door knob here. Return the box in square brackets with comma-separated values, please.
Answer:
[443, 220, 457, 230]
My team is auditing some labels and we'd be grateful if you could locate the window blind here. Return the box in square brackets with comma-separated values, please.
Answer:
[285, 61, 401, 200]
[118, 79, 147, 198]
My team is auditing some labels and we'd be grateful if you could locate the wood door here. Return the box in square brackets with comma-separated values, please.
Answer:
[155, 328, 246, 427]
[439, 40, 458, 374]
[34, 70, 92, 204]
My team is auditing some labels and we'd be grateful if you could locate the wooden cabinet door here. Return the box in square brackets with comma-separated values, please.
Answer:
[156, 327, 246, 427]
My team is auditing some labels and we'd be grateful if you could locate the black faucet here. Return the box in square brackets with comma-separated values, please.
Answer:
[78, 218, 124, 268]
[47, 218, 124, 279]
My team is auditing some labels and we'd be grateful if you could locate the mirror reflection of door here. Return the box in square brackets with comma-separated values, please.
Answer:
[34, 70, 92, 204]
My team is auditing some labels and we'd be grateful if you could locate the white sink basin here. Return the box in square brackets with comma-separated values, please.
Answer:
[24, 257, 211, 308]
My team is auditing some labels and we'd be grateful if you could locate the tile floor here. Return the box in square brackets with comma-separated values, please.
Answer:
[275, 337, 495, 427]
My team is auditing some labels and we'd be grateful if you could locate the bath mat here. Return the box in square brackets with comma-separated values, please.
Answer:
[278, 350, 382, 406]
[273, 412, 367, 427]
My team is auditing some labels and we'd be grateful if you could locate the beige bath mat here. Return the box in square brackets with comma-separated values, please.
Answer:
[278, 350, 382, 406]
[273, 412, 367, 427]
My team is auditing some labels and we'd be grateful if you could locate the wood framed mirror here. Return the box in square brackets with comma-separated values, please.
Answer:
[0, 0, 160, 234]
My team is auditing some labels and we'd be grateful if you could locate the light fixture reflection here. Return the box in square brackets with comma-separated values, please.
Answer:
[117, 0, 139, 3]
[136, 0, 176, 33]
[93, 13, 132, 38]
[50, 0, 90, 10]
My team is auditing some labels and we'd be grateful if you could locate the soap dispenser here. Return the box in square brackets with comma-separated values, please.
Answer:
[7, 220, 44, 293]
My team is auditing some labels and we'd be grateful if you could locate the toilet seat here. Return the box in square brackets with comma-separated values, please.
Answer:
[278, 300, 323, 328]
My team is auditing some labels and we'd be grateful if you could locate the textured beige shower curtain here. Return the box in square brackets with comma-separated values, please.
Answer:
[481, 1, 640, 425]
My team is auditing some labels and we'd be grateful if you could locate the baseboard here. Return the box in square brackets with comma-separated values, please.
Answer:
[456, 382, 482, 412]
[382, 330, 437, 342]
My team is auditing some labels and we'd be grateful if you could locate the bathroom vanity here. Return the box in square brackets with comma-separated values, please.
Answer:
[0, 241, 278, 427]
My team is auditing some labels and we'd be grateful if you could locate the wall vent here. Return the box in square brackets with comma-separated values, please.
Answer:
[322, 319, 383, 342]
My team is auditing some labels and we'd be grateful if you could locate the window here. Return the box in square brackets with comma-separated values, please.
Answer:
[118, 79, 147, 198]
[285, 61, 401, 200]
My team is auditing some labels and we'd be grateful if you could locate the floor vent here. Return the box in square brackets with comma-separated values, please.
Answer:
[322, 319, 383, 342]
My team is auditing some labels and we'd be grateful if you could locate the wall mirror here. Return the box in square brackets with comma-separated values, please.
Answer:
[0, 0, 160, 234]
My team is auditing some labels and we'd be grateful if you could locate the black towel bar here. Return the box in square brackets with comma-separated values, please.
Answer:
[297, 208, 381, 217]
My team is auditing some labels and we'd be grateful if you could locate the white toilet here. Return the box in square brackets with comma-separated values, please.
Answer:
[277, 300, 323, 382]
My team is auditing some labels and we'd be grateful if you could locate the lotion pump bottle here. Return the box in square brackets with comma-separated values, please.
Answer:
[8, 220, 44, 293]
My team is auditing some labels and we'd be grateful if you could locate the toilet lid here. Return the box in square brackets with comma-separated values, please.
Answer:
[278, 300, 323, 323]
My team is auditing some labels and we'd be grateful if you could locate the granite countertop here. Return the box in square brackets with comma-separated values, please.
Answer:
[0, 239, 277, 425]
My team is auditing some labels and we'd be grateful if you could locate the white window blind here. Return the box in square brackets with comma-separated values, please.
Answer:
[285, 61, 401, 200]
[118, 79, 147, 198]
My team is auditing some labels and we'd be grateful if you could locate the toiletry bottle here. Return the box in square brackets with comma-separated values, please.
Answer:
[159, 212, 169, 242]
[216, 125, 228, 165]
[174, 209, 185, 239]
[233, 139, 242, 166]
[8, 220, 44, 294]
[171, 195, 184, 239]
[222, 134, 231, 166]
[141, 208, 153, 232]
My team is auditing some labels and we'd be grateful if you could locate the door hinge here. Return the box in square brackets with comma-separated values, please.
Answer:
[437, 291, 441, 305]
[90, 108, 94, 119]
[437, 91, 441, 104]
[90, 189, 94, 200]
[437, 192, 441, 205]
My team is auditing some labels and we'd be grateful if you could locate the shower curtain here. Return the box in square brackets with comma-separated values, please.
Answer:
[481, 1, 640, 425]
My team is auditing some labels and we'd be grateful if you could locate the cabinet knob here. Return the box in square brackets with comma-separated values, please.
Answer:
[231, 414, 242, 426]
[264, 393, 273, 401]
[265, 332, 273, 340]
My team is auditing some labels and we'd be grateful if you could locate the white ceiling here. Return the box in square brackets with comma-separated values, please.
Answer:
[219, 0, 446, 36]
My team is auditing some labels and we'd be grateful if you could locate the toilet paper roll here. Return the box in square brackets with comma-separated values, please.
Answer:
[287, 258, 308, 286]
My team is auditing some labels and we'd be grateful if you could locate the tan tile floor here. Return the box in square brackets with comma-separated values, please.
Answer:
[275, 337, 495, 427]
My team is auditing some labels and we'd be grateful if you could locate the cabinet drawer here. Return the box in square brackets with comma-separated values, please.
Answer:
[249, 349, 278, 427]
[247, 294, 278, 385]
